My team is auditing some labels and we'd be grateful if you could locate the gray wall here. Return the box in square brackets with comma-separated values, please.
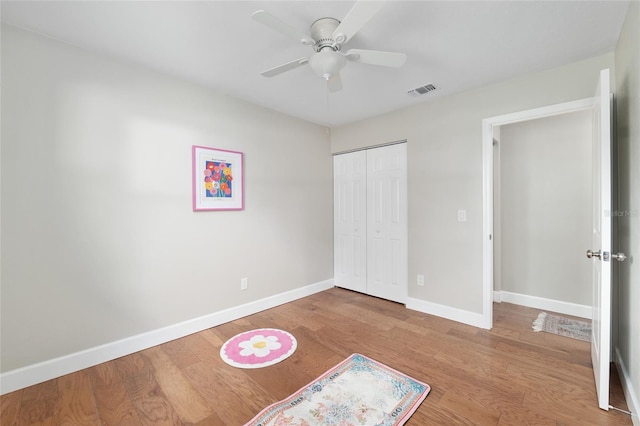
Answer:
[614, 1, 640, 420]
[499, 110, 592, 305]
[0, 24, 334, 372]
[331, 53, 615, 314]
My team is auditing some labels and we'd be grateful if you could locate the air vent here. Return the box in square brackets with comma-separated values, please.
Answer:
[408, 84, 437, 97]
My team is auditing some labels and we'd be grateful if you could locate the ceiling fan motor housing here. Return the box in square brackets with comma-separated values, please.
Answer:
[310, 17, 342, 51]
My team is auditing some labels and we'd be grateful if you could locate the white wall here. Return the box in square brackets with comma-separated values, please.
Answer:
[0, 24, 334, 373]
[499, 110, 592, 306]
[331, 53, 615, 315]
[614, 1, 640, 422]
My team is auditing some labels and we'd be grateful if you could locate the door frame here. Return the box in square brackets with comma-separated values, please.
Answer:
[481, 97, 597, 329]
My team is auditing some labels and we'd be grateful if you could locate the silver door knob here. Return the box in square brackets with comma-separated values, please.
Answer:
[611, 252, 627, 262]
[586, 249, 602, 259]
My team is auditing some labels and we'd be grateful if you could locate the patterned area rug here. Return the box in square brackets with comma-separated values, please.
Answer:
[532, 312, 591, 342]
[244, 353, 430, 426]
[220, 328, 297, 369]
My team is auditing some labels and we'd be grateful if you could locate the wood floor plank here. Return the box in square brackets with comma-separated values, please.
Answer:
[263, 303, 326, 332]
[89, 361, 143, 426]
[438, 389, 501, 425]
[54, 370, 100, 425]
[18, 380, 58, 425]
[198, 328, 225, 352]
[496, 407, 557, 426]
[178, 332, 224, 367]
[282, 326, 345, 378]
[0, 388, 23, 426]
[115, 353, 183, 426]
[183, 361, 270, 425]
[142, 346, 213, 424]
[0, 288, 633, 425]
[523, 388, 631, 426]
[161, 338, 201, 370]
[410, 402, 479, 425]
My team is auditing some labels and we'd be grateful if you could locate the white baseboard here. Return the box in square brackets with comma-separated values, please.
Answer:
[0, 279, 335, 395]
[615, 347, 640, 425]
[406, 297, 487, 329]
[495, 290, 592, 319]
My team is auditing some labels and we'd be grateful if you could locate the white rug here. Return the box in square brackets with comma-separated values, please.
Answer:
[532, 312, 591, 342]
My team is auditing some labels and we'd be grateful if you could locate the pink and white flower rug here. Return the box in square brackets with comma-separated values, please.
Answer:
[220, 328, 297, 369]
[244, 353, 431, 425]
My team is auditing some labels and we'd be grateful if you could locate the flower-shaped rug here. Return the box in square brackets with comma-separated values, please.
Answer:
[220, 328, 297, 369]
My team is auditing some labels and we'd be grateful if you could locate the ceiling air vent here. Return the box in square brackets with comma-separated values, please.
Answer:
[408, 84, 437, 97]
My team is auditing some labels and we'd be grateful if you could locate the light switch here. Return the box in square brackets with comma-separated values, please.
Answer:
[458, 210, 467, 222]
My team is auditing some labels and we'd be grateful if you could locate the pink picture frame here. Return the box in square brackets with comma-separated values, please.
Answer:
[192, 145, 244, 211]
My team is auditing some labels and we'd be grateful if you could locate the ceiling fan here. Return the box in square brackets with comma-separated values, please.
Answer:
[252, 1, 407, 93]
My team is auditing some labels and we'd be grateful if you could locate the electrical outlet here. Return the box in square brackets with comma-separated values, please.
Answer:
[417, 274, 425, 286]
[241, 278, 248, 290]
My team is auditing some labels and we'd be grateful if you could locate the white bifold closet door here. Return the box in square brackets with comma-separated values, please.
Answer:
[334, 149, 368, 294]
[333, 143, 407, 304]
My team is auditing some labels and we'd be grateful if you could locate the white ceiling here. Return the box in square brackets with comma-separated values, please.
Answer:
[1, 1, 630, 127]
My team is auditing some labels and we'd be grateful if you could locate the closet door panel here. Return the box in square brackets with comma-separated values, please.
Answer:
[333, 151, 367, 293]
[366, 144, 407, 303]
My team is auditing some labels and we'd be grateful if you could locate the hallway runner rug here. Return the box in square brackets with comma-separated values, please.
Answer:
[244, 353, 431, 426]
[532, 312, 591, 342]
[220, 328, 297, 369]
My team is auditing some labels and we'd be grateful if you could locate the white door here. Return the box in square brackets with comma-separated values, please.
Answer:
[588, 68, 612, 411]
[366, 143, 408, 303]
[333, 150, 367, 293]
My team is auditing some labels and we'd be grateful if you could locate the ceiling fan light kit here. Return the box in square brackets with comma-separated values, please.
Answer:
[309, 49, 347, 81]
[252, 1, 407, 92]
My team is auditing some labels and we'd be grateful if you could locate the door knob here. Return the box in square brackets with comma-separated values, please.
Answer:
[611, 252, 627, 262]
[586, 249, 602, 259]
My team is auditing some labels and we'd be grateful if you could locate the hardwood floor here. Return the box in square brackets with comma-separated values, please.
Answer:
[0, 287, 632, 425]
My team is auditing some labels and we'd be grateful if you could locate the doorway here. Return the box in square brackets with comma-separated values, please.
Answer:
[493, 110, 593, 318]
[481, 97, 597, 328]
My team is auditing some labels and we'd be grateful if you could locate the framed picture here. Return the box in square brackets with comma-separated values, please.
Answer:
[192, 145, 244, 211]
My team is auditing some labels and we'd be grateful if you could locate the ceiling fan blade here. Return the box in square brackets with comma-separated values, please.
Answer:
[327, 73, 343, 93]
[332, 1, 385, 44]
[344, 49, 406, 67]
[252, 10, 315, 46]
[261, 57, 309, 78]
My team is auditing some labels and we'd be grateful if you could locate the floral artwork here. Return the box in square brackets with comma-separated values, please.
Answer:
[220, 329, 297, 369]
[203, 161, 233, 198]
[192, 146, 243, 211]
[244, 354, 430, 426]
